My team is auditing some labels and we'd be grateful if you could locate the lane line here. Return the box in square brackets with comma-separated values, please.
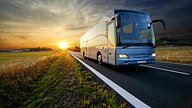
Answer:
[141, 65, 190, 76]
[69, 52, 150, 108]
[157, 61, 192, 67]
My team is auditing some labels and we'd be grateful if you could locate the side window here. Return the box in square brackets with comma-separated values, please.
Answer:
[108, 21, 115, 46]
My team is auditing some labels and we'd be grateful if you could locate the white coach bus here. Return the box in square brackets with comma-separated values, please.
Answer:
[80, 9, 165, 66]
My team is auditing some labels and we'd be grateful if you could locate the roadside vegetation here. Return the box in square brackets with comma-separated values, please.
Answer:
[0, 55, 58, 107]
[0, 51, 126, 108]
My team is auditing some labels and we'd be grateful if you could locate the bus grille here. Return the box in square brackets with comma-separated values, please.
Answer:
[130, 54, 150, 58]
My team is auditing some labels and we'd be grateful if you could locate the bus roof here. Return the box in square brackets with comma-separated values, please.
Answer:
[107, 9, 148, 17]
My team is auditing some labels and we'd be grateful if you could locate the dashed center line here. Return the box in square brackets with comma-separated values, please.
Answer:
[141, 65, 190, 76]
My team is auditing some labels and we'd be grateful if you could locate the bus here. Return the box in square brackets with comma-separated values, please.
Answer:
[80, 9, 165, 66]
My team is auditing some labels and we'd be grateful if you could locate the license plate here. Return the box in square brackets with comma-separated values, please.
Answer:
[137, 61, 146, 63]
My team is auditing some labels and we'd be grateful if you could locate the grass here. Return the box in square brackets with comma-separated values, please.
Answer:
[0, 51, 127, 108]
[0, 55, 58, 107]
[156, 46, 192, 64]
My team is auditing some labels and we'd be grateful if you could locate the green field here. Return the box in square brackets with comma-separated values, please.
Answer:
[156, 46, 192, 64]
[0, 51, 58, 70]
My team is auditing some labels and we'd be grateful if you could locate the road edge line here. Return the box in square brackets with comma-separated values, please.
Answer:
[69, 52, 150, 108]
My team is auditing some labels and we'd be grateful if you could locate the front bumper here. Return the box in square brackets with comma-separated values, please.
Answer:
[116, 56, 155, 65]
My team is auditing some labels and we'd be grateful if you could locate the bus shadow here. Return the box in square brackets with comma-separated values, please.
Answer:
[102, 63, 150, 74]
[85, 57, 150, 74]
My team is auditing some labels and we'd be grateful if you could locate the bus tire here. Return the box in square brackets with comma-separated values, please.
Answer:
[83, 51, 86, 59]
[97, 53, 102, 64]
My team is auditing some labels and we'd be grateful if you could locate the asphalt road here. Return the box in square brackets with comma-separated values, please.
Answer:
[69, 51, 192, 108]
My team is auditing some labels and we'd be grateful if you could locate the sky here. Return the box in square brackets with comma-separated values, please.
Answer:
[0, 0, 192, 49]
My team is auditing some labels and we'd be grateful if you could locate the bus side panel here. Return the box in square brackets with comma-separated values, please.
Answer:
[93, 36, 108, 63]
[96, 19, 108, 63]
[86, 35, 107, 62]
[80, 17, 108, 63]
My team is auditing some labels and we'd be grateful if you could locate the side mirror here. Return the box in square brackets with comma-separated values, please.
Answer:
[148, 20, 166, 30]
[110, 14, 121, 28]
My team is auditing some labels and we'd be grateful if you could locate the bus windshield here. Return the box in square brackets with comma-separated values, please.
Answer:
[116, 11, 155, 47]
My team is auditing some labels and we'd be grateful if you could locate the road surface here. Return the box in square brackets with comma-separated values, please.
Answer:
[69, 51, 192, 108]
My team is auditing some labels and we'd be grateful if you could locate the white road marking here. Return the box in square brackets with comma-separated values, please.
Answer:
[69, 52, 151, 108]
[141, 65, 190, 76]
[157, 61, 192, 67]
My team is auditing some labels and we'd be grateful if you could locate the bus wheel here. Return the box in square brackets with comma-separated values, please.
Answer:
[97, 53, 102, 64]
[83, 51, 86, 59]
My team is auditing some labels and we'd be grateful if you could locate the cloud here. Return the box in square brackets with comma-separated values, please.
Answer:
[0, 0, 192, 49]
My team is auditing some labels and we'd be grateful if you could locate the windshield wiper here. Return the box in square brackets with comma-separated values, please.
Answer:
[131, 43, 154, 47]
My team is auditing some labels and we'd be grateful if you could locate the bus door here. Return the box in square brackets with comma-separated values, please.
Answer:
[107, 21, 116, 65]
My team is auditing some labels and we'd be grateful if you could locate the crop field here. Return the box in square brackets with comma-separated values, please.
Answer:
[156, 46, 192, 64]
[0, 51, 58, 72]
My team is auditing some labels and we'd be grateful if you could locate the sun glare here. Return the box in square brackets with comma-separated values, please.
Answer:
[59, 42, 68, 49]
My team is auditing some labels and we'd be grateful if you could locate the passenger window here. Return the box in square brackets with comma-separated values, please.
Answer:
[108, 21, 115, 46]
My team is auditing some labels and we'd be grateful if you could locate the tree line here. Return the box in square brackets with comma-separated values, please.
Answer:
[156, 37, 192, 46]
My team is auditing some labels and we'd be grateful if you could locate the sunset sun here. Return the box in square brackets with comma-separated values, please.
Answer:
[59, 42, 68, 49]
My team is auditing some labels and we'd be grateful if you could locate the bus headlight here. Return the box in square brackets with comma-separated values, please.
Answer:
[152, 53, 156, 57]
[118, 54, 128, 58]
